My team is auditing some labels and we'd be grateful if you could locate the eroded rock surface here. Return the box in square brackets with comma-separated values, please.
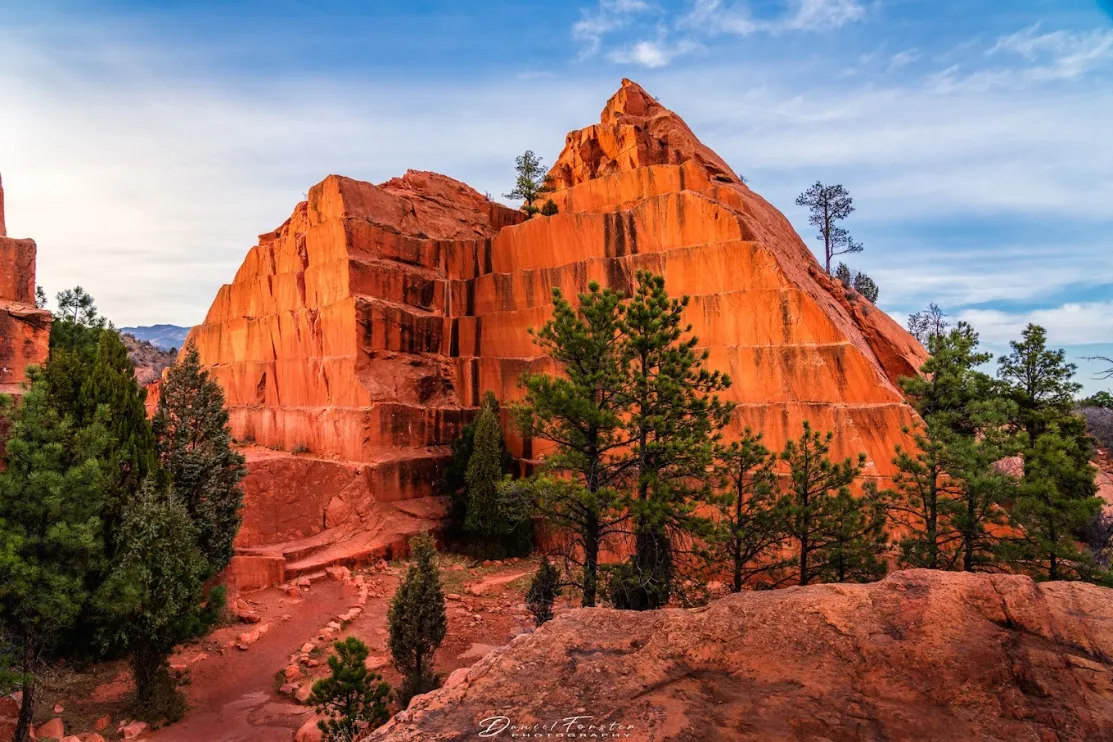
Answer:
[373, 570, 1113, 742]
[190, 79, 926, 576]
[0, 172, 51, 398]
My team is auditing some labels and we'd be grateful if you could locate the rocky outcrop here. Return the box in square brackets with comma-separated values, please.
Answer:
[190, 80, 926, 579]
[0, 172, 51, 398]
[373, 570, 1113, 741]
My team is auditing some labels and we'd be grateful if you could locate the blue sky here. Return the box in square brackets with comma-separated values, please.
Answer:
[1, 0, 1111, 393]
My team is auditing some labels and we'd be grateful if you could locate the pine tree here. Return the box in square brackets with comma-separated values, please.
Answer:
[1003, 429, 1103, 581]
[526, 557, 562, 626]
[443, 392, 515, 540]
[712, 429, 786, 591]
[796, 182, 863, 274]
[814, 484, 889, 583]
[504, 150, 554, 215]
[309, 637, 391, 741]
[852, 271, 879, 303]
[887, 419, 965, 570]
[897, 324, 1020, 572]
[152, 344, 246, 576]
[464, 396, 530, 556]
[50, 286, 108, 354]
[0, 373, 109, 742]
[95, 482, 208, 721]
[997, 324, 1101, 581]
[613, 271, 732, 610]
[998, 324, 1082, 444]
[778, 422, 866, 586]
[540, 198, 559, 216]
[388, 533, 446, 707]
[78, 331, 156, 552]
[512, 283, 630, 607]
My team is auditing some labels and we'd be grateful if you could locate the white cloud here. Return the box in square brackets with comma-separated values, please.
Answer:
[681, 0, 868, 36]
[781, 0, 867, 32]
[573, 0, 654, 55]
[931, 24, 1113, 92]
[888, 49, 920, 70]
[608, 36, 701, 67]
[956, 303, 1113, 346]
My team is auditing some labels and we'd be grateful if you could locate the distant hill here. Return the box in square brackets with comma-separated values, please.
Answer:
[118, 324, 191, 351]
[121, 333, 178, 386]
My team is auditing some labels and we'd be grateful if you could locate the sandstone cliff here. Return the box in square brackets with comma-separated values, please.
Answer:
[372, 569, 1113, 742]
[0, 173, 52, 398]
[190, 80, 926, 579]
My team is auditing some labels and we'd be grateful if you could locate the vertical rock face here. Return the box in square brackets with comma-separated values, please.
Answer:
[0, 173, 52, 398]
[191, 80, 926, 571]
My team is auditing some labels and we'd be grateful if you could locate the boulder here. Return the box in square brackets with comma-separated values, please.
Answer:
[35, 717, 64, 740]
[369, 570, 1113, 741]
[294, 717, 323, 742]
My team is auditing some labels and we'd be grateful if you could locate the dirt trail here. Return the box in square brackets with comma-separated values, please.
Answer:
[144, 558, 540, 742]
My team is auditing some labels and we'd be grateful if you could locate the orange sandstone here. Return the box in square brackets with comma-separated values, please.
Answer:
[190, 80, 925, 577]
[0, 172, 52, 398]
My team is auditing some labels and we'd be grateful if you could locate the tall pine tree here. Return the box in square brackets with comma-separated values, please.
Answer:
[152, 344, 246, 577]
[464, 396, 530, 556]
[891, 324, 1020, 571]
[512, 283, 630, 607]
[712, 429, 787, 591]
[778, 422, 867, 586]
[997, 325, 1102, 581]
[0, 373, 110, 742]
[612, 271, 732, 610]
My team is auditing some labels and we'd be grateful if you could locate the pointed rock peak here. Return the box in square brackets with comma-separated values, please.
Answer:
[549, 79, 741, 190]
[600, 78, 664, 124]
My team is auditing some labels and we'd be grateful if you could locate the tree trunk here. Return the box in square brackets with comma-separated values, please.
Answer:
[582, 516, 600, 607]
[14, 639, 36, 742]
[733, 474, 744, 592]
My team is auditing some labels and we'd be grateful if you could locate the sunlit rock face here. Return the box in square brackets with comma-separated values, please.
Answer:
[369, 570, 1113, 742]
[190, 79, 926, 564]
[0, 173, 52, 399]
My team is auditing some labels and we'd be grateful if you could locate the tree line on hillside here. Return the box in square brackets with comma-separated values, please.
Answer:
[443, 271, 1109, 621]
[0, 287, 245, 740]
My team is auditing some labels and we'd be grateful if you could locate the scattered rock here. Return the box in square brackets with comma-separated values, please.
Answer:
[120, 721, 148, 740]
[35, 717, 64, 739]
[285, 664, 303, 681]
[295, 716, 324, 742]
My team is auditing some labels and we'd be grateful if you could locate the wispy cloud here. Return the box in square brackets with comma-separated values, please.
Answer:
[930, 23, 1113, 91]
[607, 29, 701, 67]
[957, 302, 1113, 346]
[888, 49, 920, 70]
[682, 0, 868, 36]
[573, 0, 655, 55]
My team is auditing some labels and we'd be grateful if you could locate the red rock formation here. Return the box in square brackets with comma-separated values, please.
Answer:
[0, 173, 52, 398]
[371, 570, 1113, 742]
[190, 80, 926, 580]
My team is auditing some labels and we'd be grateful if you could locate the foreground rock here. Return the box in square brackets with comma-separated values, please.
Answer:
[372, 570, 1113, 741]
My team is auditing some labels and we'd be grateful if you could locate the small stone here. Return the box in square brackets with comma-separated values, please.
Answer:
[121, 721, 149, 740]
[35, 718, 64, 739]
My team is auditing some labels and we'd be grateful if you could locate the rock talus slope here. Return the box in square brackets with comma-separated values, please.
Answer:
[0, 173, 52, 398]
[372, 570, 1113, 742]
[189, 79, 926, 576]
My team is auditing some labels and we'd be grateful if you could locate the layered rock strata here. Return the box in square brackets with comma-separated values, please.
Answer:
[190, 80, 926, 577]
[0, 173, 52, 398]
